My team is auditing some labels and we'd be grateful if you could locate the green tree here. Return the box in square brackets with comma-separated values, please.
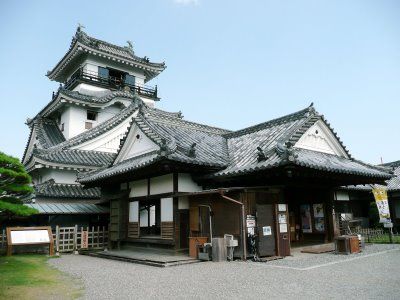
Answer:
[0, 151, 37, 217]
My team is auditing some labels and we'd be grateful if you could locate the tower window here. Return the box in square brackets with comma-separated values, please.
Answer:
[87, 111, 97, 121]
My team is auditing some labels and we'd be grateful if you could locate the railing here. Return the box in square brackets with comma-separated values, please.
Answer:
[64, 68, 158, 99]
[346, 227, 400, 244]
[0, 225, 108, 253]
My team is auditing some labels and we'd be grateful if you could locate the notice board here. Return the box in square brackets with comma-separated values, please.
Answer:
[6, 226, 54, 256]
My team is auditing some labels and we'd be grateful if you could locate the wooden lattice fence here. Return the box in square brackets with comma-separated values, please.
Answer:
[0, 226, 108, 253]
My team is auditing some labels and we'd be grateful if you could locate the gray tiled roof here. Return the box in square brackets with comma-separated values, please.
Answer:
[133, 105, 230, 166]
[35, 119, 66, 148]
[28, 88, 139, 125]
[79, 104, 392, 184]
[22, 118, 66, 163]
[341, 161, 400, 192]
[79, 150, 161, 183]
[35, 179, 100, 199]
[25, 203, 108, 214]
[72, 29, 165, 69]
[47, 28, 166, 82]
[32, 148, 115, 167]
[59, 88, 136, 104]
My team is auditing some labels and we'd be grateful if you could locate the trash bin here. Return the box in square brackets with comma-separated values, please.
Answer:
[212, 238, 227, 262]
[189, 237, 208, 258]
[335, 235, 360, 254]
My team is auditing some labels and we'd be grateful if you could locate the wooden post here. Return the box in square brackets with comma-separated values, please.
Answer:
[55, 225, 60, 256]
[73, 225, 78, 254]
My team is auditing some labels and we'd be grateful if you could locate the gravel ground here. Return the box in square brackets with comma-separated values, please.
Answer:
[49, 244, 400, 300]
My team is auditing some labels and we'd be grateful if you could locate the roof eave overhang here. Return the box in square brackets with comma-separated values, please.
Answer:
[27, 157, 101, 172]
[47, 42, 166, 83]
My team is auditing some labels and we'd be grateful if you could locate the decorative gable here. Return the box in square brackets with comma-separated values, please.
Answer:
[114, 125, 159, 164]
[294, 120, 349, 158]
[71, 117, 133, 153]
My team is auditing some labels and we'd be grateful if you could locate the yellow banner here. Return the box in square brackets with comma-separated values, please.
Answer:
[372, 187, 391, 223]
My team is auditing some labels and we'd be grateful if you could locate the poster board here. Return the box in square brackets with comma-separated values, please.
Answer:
[6, 226, 54, 256]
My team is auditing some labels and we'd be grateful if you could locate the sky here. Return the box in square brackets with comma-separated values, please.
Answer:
[0, 0, 399, 164]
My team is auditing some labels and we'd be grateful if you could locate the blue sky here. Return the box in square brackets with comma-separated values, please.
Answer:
[0, 0, 399, 164]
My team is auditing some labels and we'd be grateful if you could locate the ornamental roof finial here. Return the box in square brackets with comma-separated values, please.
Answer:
[77, 23, 85, 32]
[127, 40, 133, 50]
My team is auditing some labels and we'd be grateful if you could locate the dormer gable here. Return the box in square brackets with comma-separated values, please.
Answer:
[294, 119, 349, 158]
[114, 124, 159, 164]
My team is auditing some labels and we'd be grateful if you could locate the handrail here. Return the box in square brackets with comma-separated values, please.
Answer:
[64, 68, 158, 98]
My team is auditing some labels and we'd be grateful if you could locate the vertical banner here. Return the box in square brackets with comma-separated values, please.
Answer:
[81, 230, 89, 249]
[372, 187, 391, 223]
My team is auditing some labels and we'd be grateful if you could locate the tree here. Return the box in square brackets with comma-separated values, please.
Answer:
[0, 151, 37, 217]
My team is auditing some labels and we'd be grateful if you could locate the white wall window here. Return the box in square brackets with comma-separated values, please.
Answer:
[87, 110, 98, 121]
[129, 201, 139, 222]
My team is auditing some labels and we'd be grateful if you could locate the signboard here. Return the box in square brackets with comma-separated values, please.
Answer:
[278, 213, 287, 224]
[246, 215, 256, 228]
[10, 230, 50, 244]
[384, 222, 393, 228]
[372, 187, 391, 223]
[81, 230, 89, 249]
[278, 204, 287, 212]
[262, 226, 272, 236]
[279, 224, 288, 233]
[6, 227, 54, 256]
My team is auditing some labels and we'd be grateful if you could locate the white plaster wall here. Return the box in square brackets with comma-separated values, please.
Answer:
[178, 173, 202, 192]
[60, 106, 87, 139]
[129, 179, 148, 197]
[40, 168, 78, 184]
[72, 116, 133, 153]
[60, 106, 71, 139]
[97, 105, 121, 124]
[295, 120, 348, 157]
[161, 198, 173, 222]
[73, 83, 110, 97]
[150, 174, 173, 195]
[118, 127, 159, 162]
[129, 201, 139, 222]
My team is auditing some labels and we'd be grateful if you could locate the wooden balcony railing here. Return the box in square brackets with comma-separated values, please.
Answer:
[64, 68, 158, 99]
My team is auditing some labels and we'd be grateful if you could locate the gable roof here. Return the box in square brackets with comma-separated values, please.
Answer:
[22, 118, 66, 163]
[211, 104, 357, 177]
[49, 101, 140, 151]
[47, 27, 166, 83]
[27, 88, 138, 125]
[25, 148, 115, 172]
[79, 104, 392, 184]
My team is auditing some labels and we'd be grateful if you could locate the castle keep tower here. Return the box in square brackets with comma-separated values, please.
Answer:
[22, 27, 166, 216]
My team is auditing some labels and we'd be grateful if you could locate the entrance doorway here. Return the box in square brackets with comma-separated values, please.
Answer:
[139, 200, 161, 237]
[256, 204, 276, 256]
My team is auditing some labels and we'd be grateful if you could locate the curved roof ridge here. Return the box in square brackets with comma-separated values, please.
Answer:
[143, 105, 231, 135]
[224, 104, 315, 138]
[60, 88, 135, 104]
